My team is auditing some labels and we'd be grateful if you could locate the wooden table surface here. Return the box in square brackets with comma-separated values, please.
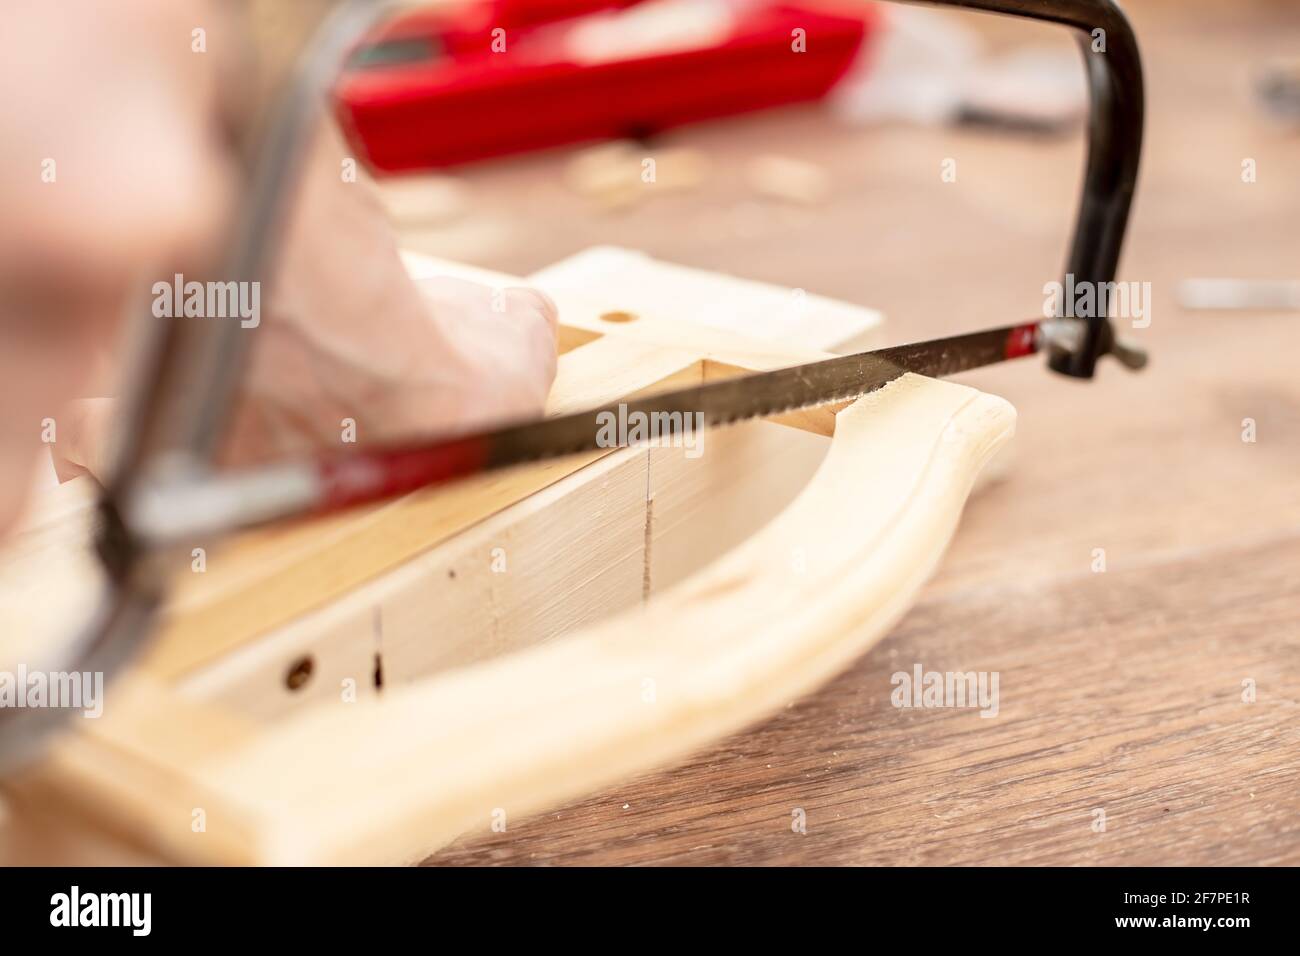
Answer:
[399, 0, 1300, 865]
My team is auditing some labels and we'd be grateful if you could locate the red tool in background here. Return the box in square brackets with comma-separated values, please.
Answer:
[335, 0, 881, 170]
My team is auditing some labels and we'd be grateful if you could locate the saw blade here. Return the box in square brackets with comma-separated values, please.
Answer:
[476, 321, 1040, 467]
[125, 321, 1044, 543]
[309, 321, 1043, 509]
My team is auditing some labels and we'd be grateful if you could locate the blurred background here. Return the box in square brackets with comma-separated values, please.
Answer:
[314, 0, 1299, 345]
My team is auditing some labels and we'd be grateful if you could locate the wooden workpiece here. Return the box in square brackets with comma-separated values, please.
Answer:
[3, 243, 1000, 865]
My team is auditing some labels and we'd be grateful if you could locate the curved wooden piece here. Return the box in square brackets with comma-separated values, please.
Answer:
[194, 374, 1015, 864]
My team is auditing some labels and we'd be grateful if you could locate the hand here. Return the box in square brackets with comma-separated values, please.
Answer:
[52, 121, 559, 475]
[1, 0, 559, 535]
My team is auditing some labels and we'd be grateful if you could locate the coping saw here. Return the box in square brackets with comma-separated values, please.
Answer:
[0, 0, 1147, 769]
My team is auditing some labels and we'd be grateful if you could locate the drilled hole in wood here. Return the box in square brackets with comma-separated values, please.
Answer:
[285, 655, 314, 691]
[600, 310, 638, 324]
